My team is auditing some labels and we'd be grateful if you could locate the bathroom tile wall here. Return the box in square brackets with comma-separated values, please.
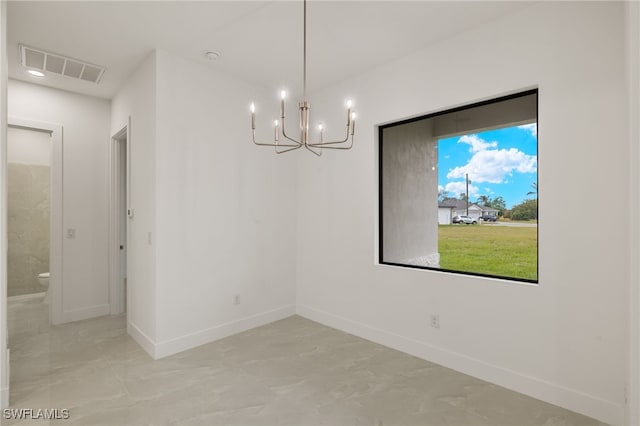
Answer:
[8, 162, 50, 297]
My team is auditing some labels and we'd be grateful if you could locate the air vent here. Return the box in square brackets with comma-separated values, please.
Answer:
[19, 44, 105, 84]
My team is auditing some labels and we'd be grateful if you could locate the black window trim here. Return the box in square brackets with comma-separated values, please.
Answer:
[378, 88, 539, 284]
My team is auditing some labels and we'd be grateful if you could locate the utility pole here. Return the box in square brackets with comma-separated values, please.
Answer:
[466, 173, 469, 216]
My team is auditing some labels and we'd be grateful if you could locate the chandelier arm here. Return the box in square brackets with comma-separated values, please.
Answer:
[308, 140, 353, 150]
[252, 130, 300, 148]
[253, 141, 300, 148]
[304, 144, 322, 156]
[281, 118, 303, 145]
[276, 144, 303, 154]
[307, 127, 351, 147]
[307, 143, 352, 149]
[307, 137, 349, 147]
[310, 141, 353, 150]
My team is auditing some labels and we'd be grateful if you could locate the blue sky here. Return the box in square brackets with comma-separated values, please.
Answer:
[438, 124, 537, 209]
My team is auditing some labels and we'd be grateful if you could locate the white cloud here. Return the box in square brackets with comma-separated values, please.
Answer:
[444, 181, 479, 198]
[446, 148, 537, 183]
[518, 123, 537, 137]
[458, 134, 497, 153]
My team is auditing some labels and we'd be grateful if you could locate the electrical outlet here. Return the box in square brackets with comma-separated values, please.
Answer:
[430, 314, 440, 329]
[233, 294, 241, 305]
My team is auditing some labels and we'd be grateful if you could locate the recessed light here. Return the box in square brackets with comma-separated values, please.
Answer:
[204, 51, 220, 61]
[27, 69, 45, 77]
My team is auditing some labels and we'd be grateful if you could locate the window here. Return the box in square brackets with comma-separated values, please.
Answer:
[379, 90, 538, 283]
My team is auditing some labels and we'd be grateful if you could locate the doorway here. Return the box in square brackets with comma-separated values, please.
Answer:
[109, 125, 129, 315]
[7, 126, 51, 301]
[4, 118, 62, 405]
[7, 118, 62, 325]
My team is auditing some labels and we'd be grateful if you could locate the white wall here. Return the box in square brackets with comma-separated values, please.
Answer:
[296, 2, 628, 424]
[111, 51, 157, 353]
[153, 49, 296, 357]
[8, 80, 111, 322]
[0, 0, 8, 409]
[111, 49, 297, 359]
[7, 127, 50, 165]
[626, 0, 640, 423]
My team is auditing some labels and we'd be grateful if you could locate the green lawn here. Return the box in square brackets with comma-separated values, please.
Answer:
[438, 224, 537, 281]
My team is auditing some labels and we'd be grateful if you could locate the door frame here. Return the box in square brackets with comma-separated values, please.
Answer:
[109, 120, 130, 315]
[8, 117, 63, 325]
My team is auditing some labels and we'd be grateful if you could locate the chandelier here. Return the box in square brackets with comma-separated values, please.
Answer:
[250, 0, 356, 156]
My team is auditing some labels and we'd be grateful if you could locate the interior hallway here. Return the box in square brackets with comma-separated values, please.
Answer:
[6, 296, 604, 426]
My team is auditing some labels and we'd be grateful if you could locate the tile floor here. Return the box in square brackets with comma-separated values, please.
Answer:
[6, 294, 605, 426]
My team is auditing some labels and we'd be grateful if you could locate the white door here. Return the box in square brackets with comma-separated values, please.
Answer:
[118, 138, 127, 311]
[110, 126, 128, 316]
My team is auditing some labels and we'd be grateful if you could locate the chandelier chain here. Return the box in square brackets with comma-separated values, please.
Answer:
[303, 0, 307, 101]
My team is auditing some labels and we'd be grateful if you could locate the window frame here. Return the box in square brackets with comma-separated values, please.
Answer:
[378, 89, 539, 284]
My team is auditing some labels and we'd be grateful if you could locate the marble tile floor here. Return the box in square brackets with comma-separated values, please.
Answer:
[6, 294, 605, 426]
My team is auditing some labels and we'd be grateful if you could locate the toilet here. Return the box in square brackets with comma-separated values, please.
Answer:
[37, 272, 49, 303]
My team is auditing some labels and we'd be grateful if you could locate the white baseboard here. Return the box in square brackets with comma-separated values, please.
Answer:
[153, 305, 296, 359]
[1, 348, 8, 409]
[7, 292, 45, 302]
[127, 321, 157, 358]
[0, 386, 7, 409]
[58, 303, 110, 324]
[296, 304, 624, 426]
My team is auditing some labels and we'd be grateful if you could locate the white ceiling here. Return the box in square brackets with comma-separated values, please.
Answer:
[7, 1, 535, 100]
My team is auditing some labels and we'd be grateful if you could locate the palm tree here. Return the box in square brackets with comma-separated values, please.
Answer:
[438, 188, 449, 202]
[476, 195, 490, 206]
[527, 182, 538, 197]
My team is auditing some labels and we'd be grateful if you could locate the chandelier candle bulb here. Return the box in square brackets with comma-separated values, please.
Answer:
[280, 95, 286, 117]
[250, 103, 256, 129]
[274, 120, 279, 142]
